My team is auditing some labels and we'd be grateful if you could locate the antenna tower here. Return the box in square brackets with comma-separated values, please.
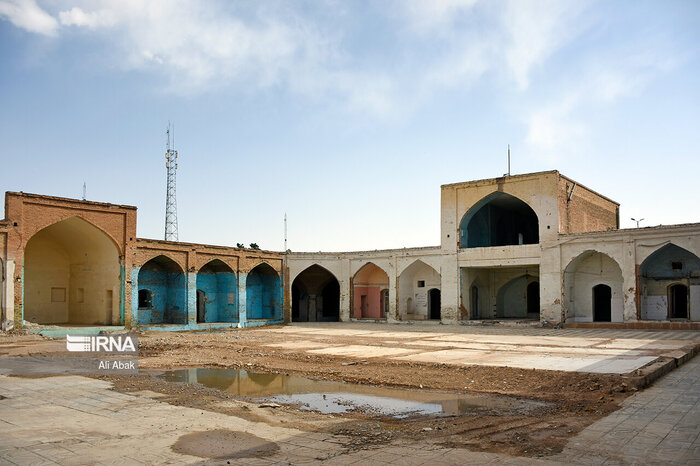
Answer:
[164, 123, 179, 241]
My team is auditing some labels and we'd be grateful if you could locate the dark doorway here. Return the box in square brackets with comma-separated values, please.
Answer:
[291, 285, 301, 321]
[593, 284, 612, 322]
[428, 288, 441, 320]
[196, 289, 206, 323]
[669, 284, 688, 319]
[526, 281, 540, 316]
[471, 286, 479, 319]
[292, 265, 340, 322]
[321, 280, 340, 320]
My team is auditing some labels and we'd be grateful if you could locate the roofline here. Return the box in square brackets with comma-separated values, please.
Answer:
[288, 245, 442, 255]
[5, 191, 137, 210]
[135, 237, 283, 255]
[440, 170, 619, 206]
[558, 173, 619, 206]
[560, 222, 700, 237]
[440, 170, 560, 189]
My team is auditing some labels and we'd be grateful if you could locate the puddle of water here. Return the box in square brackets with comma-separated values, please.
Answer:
[156, 368, 547, 418]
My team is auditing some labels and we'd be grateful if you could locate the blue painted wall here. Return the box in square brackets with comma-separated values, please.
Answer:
[137, 267, 187, 324]
[641, 244, 700, 280]
[246, 267, 282, 319]
[196, 271, 238, 322]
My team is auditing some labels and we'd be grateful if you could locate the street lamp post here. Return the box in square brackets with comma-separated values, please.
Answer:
[631, 217, 644, 228]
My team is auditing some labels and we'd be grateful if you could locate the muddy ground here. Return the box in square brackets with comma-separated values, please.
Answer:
[0, 327, 647, 458]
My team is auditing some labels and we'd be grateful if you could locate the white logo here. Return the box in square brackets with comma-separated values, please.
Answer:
[66, 335, 137, 353]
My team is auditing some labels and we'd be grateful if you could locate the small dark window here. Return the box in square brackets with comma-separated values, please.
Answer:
[138, 289, 153, 309]
[417, 280, 425, 288]
[671, 262, 683, 270]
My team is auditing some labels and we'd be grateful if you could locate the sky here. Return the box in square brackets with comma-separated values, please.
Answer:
[0, 0, 699, 252]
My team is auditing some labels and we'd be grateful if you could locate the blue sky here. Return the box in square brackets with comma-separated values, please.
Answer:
[1, 0, 698, 252]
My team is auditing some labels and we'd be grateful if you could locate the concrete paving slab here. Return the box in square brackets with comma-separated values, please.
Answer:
[594, 339, 691, 350]
[265, 340, 340, 349]
[426, 334, 608, 347]
[393, 349, 658, 374]
[408, 340, 648, 356]
[306, 345, 422, 358]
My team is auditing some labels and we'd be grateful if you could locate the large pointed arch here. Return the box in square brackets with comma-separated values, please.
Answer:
[196, 259, 238, 323]
[246, 263, 282, 320]
[459, 192, 539, 248]
[137, 255, 187, 325]
[639, 244, 700, 321]
[292, 264, 340, 322]
[24, 217, 121, 325]
[564, 250, 623, 323]
[398, 260, 440, 320]
[352, 262, 389, 319]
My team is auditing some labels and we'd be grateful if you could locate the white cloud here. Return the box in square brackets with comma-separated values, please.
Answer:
[524, 48, 680, 156]
[400, 0, 479, 32]
[502, 0, 590, 90]
[0, 0, 58, 35]
[59, 7, 115, 28]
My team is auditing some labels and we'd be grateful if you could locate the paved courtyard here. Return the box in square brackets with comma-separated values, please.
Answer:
[266, 323, 700, 374]
[0, 349, 698, 464]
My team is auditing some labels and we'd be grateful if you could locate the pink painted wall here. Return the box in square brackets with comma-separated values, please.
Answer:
[353, 286, 384, 318]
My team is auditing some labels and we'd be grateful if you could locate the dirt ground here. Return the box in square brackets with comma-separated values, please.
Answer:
[0, 326, 649, 459]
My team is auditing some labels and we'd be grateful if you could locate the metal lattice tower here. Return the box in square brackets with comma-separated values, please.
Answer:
[164, 124, 179, 241]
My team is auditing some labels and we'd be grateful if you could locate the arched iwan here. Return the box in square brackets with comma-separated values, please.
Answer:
[137, 255, 187, 325]
[292, 265, 340, 322]
[246, 263, 282, 320]
[24, 217, 121, 325]
[639, 244, 700, 321]
[352, 262, 389, 319]
[563, 251, 623, 323]
[459, 192, 539, 248]
[196, 259, 237, 323]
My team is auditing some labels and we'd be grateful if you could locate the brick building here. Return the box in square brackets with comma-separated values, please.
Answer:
[1, 170, 698, 333]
